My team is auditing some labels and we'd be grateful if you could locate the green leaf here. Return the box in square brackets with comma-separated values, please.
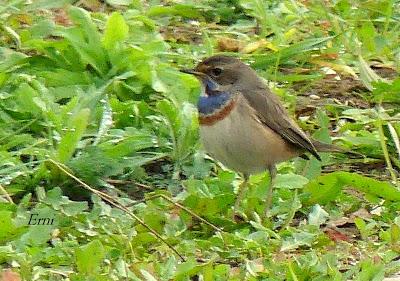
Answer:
[354, 217, 368, 240]
[76, 240, 105, 275]
[275, 173, 309, 189]
[357, 55, 382, 91]
[26, 0, 74, 10]
[147, 5, 202, 19]
[357, 259, 385, 281]
[251, 36, 334, 67]
[13, 83, 43, 116]
[57, 108, 90, 163]
[54, 7, 108, 76]
[371, 78, 400, 103]
[308, 204, 329, 227]
[0, 47, 28, 72]
[103, 12, 129, 50]
[281, 231, 316, 251]
[174, 258, 200, 280]
[357, 21, 376, 52]
[303, 171, 400, 205]
[0, 211, 21, 243]
[106, 0, 134, 5]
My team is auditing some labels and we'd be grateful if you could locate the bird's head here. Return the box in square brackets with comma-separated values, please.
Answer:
[181, 55, 261, 95]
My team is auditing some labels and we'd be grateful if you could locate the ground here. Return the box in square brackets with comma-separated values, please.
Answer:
[0, 0, 399, 280]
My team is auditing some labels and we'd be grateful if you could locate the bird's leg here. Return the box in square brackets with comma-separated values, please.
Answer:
[233, 174, 249, 220]
[264, 165, 277, 217]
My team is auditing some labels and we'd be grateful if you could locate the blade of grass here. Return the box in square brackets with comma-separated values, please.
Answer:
[388, 122, 400, 160]
[251, 36, 334, 68]
[376, 117, 398, 185]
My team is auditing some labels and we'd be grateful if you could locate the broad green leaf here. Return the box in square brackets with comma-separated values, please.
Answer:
[14, 83, 42, 116]
[354, 217, 368, 240]
[0, 47, 28, 72]
[275, 173, 309, 189]
[391, 224, 400, 244]
[357, 259, 385, 281]
[174, 258, 200, 280]
[106, 0, 134, 5]
[0, 211, 20, 242]
[27, 19, 55, 39]
[26, 0, 74, 10]
[281, 231, 316, 251]
[303, 171, 400, 205]
[103, 12, 129, 50]
[357, 55, 382, 91]
[57, 108, 90, 163]
[68, 7, 102, 50]
[371, 78, 400, 103]
[76, 240, 105, 274]
[357, 21, 376, 52]
[38, 69, 92, 87]
[308, 204, 329, 227]
[54, 7, 108, 76]
[100, 132, 155, 158]
[147, 5, 202, 19]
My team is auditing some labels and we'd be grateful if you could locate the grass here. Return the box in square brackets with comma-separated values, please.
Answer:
[0, 0, 400, 280]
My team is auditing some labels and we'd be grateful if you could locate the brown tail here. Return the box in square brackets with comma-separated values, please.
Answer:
[312, 139, 362, 157]
[312, 139, 345, 153]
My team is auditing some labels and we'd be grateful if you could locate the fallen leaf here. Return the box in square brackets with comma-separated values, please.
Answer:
[349, 208, 372, 220]
[311, 59, 358, 78]
[324, 227, 351, 242]
[241, 39, 278, 53]
[53, 9, 72, 26]
[0, 270, 21, 281]
[217, 37, 244, 52]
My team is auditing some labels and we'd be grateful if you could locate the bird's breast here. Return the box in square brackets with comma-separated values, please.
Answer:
[197, 93, 237, 126]
[198, 95, 299, 175]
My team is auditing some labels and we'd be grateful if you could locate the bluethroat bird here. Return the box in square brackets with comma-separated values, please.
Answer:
[181, 55, 339, 218]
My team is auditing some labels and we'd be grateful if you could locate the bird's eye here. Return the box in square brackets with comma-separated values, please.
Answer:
[211, 67, 223, 76]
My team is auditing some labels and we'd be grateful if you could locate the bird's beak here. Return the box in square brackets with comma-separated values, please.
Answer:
[180, 68, 220, 94]
[179, 68, 206, 78]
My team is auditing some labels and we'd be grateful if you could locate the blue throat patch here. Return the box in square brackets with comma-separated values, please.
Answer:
[197, 92, 231, 115]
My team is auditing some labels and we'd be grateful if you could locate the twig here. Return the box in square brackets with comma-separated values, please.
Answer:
[129, 193, 222, 233]
[0, 184, 14, 204]
[46, 269, 72, 277]
[196, 257, 240, 267]
[48, 159, 185, 262]
[106, 179, 154, 191]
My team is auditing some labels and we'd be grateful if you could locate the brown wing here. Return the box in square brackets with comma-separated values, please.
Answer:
[242, 87, 321, 161]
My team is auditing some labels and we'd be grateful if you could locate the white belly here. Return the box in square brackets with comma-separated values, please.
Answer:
[199, 97, 297, 175]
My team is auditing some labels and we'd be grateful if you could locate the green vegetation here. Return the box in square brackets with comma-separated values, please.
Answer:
[0, 0, 399, 280]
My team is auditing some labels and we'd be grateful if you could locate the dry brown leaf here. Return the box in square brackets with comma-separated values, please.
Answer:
[53, 9, 72, 26]
[217, 37, 244, 52]
[311, 59, 358, 78]
[241, 39, 277, 53]
[324, 227, 351, 242]
[349, 208, 372, 220]
[0, 270, 21, 281]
